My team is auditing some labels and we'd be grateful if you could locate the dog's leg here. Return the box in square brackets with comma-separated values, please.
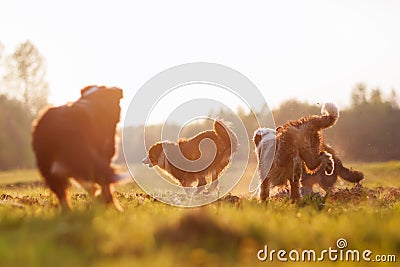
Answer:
[101, 183, 123, 212]
[206, 170, 219, 193]
[290, 157, 302, 201]
[207, 179, 219, 193]
[260, 177, 270, 201]
[300, 170, 318, 195]
[194, 176, 207, 195]
[318, 171, 337, 193]
[45, 175, 71, 211]
[181, 177, 196, 196]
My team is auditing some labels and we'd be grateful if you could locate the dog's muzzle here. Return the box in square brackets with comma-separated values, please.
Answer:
[142, 156, 153, 167]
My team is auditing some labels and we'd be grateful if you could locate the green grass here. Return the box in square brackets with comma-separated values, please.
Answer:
[350, 161, 400, 187]
[0, 161, 399, 267]
[0, 169, 40, 184]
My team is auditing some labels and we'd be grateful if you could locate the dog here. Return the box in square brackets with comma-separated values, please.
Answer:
[32, 85, 124, 211]
[301, 143, 364, 194]
[143, 119, 238, 194]
[253, 103, 339, 201]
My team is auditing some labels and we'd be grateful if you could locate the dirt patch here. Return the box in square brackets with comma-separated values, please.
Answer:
[219, 194, 241, 205]
[0, 193, 49, 207]
[327, 184, 376, 204]
[326, 185, 400, 204]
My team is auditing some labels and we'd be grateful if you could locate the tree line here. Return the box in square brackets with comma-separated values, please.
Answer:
[120, 84, 400, 165]
[272, 83, 400, 162]
[0, 40, 399, 170]
[0, 40, 49, 170]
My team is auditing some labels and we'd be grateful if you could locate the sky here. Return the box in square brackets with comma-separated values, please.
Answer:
[1, 0, 400, 124]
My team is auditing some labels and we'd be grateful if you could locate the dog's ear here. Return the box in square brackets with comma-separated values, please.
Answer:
[107, 87, 123, 100]
[149, 142, 164, 164]
[214, 120, 229, 140]
[153, 143, 164, 156]
[253, 133, 261, 147]
[80, 85, 123, 100]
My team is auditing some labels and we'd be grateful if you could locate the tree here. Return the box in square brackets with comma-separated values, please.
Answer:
[351, 82, 367, 107]
[389, 88, 398, 108]
[273, 99, 319, 126]
[3, 40, 49, 115]
[0, 95, 35, 170]
[370, 88, 383, 105]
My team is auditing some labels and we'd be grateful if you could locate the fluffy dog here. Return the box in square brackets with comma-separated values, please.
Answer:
[301, 143, 364, 194]
[253, 103, 339, 201]
[32, 85, 124, 211]
[143, 120, 238, 193]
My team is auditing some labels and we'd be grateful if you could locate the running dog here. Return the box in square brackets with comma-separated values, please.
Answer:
[143, 119, 238, 194]
[32, 85, 124, 211]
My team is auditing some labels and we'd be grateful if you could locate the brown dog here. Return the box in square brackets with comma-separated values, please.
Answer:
[143, 120, 238, 194]
[301, 143, 364, 194]
[253, 103, 339, 201]
[32, 85, 123, 211]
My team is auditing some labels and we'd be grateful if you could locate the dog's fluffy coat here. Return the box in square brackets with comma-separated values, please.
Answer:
[143, 120, 238, 193]
[253, 103, 339, 200]
[32, 85, 123, 211]
[301, 143, 364, 193]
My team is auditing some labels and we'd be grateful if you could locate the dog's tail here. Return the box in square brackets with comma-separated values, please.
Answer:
[299, 102, 339, 132]
[214, 119, 238, 154]
[319, 102, 339, 129]
[335, 158, 364, 183]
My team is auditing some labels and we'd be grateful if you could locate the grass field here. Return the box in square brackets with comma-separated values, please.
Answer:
[0, 161, 399, 267]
